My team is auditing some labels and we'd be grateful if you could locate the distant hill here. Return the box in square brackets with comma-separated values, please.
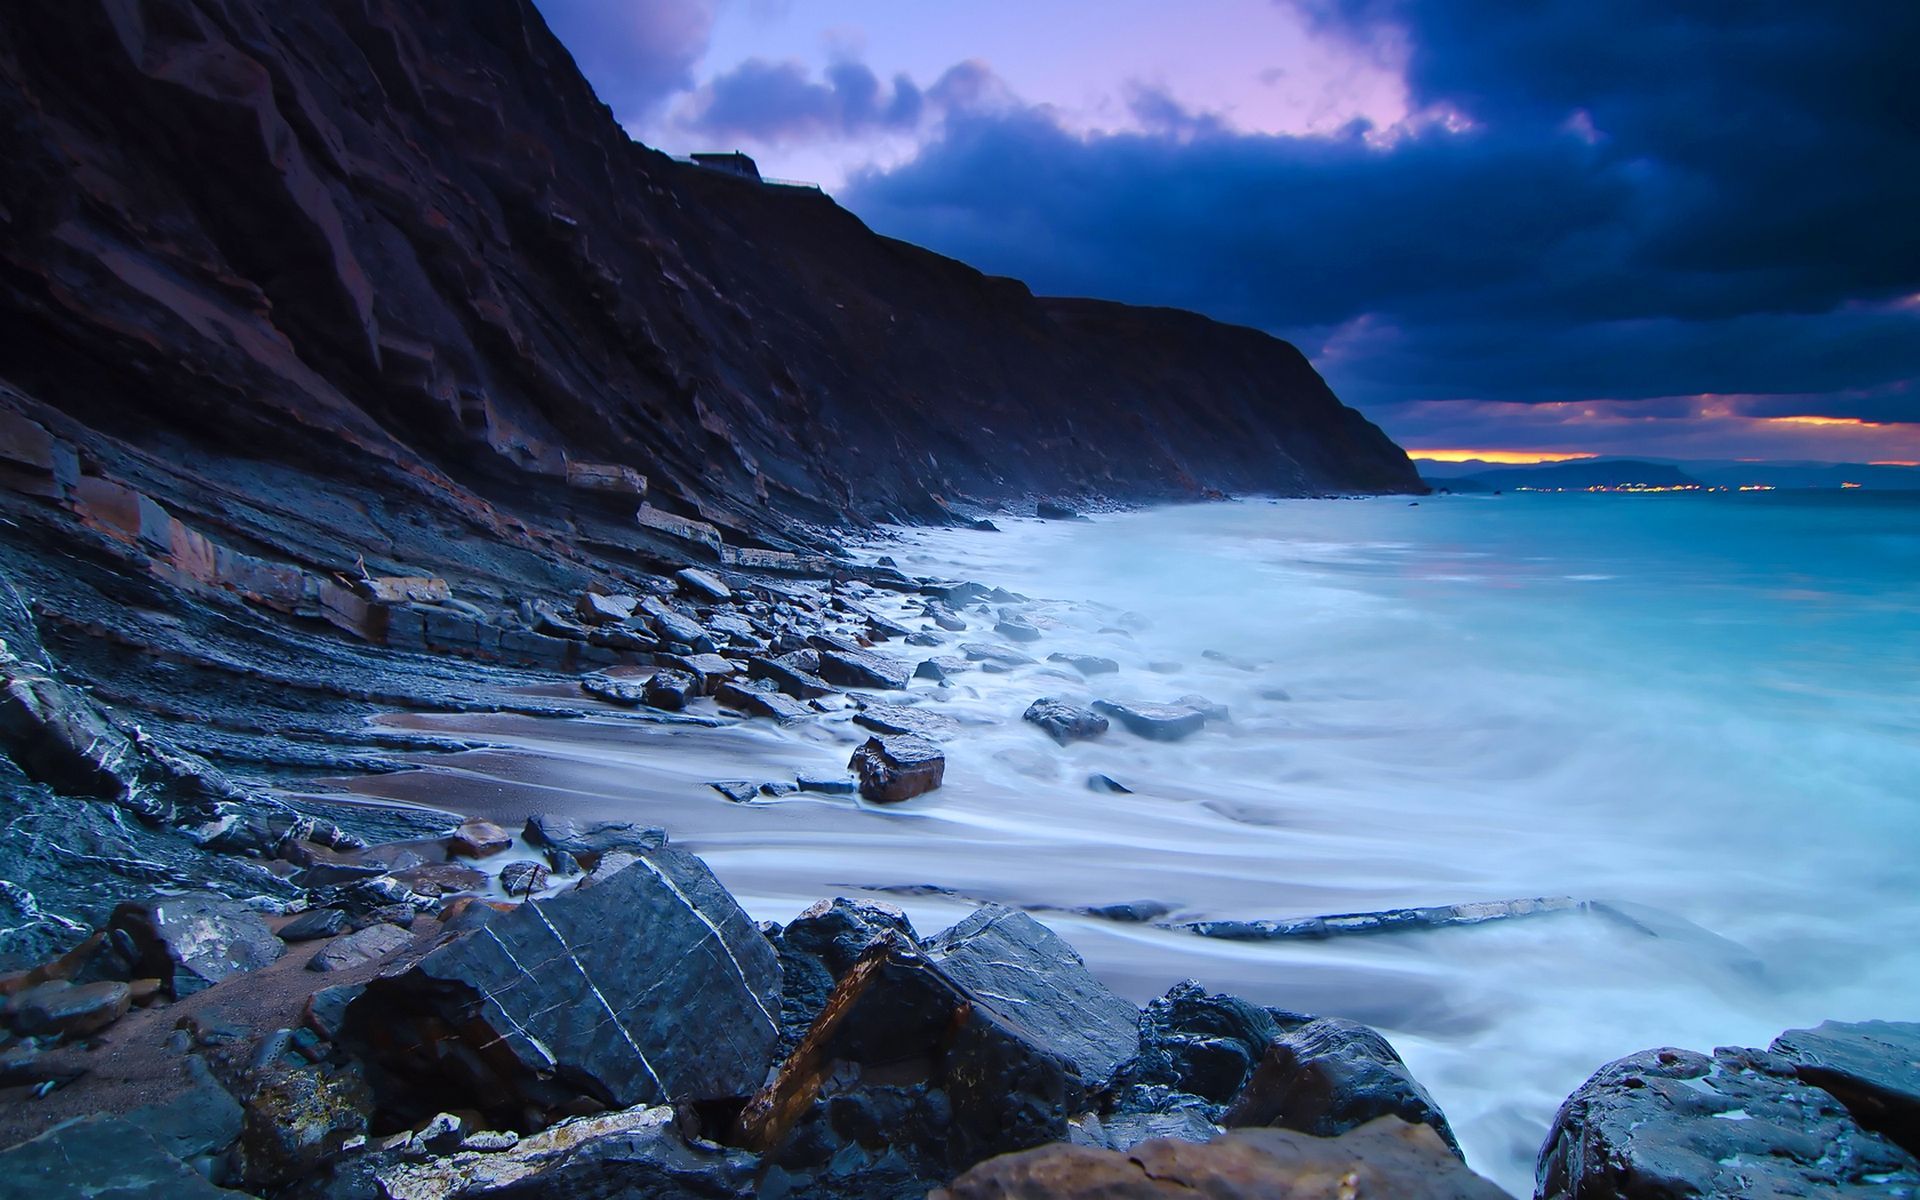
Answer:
[1427, 460, 1704, 491]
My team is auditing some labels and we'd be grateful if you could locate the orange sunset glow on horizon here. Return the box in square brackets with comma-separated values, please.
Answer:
[1410, 450, 1600, 464]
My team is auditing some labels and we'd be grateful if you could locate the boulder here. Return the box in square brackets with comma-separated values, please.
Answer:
[936, 1117, 1507, 1200]
[124, 1054, 246, 1176]
[914, 656, 970, 682]
[233, 1062, 375, 1189]
[818, 647, 913, 691]
[853, 701, 959, 741]
[499, 860, 550, 897]
[676, 567, 732, 602]
[962, 642, 1036, 667]
[309, 922, 413, 973]
[522, 814, 667, 868]
[770, 897, 918, 1056]
[1538, 1044, 1920, 1199]
[1770, 1018, 1920, 1157]
[1223, 1017, 1460, 1155]
[448, 818, 513, 859]
[849, 736, 946, 802]
[665, 652, 742, 693]
[1049, 652, 1120, 675]
[574, 592, 638, 625]
[1024, 697, 1109, 744]
[747, 655, 837, 699]
[0, 1115, 249, 1200]
[281, 907, 351, 942]
[341, 850, 781, 1128]
[924, 906, 1140, 1088]
[1093, 700, 1208, 741]
[642, 668, 699, 710]
[580, 672, 650, 705]
[927, 604, 967, 632]
[1087, 774, 1134, 794]
[391, 862, 488, 897]
[996, 618, 1043, 643]
[649, 609, 715, 652]
[715, 680, 812, 722]
[4, 978, 131, 1038]
[108, 894, 284, 999]
[710, 780, 760, 803]
[736, 936, 1083, 1195]
[1119, 980, 1301, 1105]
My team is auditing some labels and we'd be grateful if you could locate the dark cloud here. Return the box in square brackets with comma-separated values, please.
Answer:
[840, 2, 1920, 432]
[532, 0, 716, 119]
[681, 58, 925, 143]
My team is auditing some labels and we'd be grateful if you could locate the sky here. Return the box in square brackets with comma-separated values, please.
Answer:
[533, 0, 1920, 464]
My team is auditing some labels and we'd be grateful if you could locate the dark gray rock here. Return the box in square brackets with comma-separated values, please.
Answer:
[1036, 500, 1081, 520]
[1223, 1017, 1459, 1155]
[1092, 700, 1207, 741]
[4, 977, 131, 1038]
[1023, 698, 1109, 745]
[913, 655, 970, 682]
[853, 701, 958, 741]
[1182, 895, 1583, 942]
[649, 609, 715, 653]
[0, 1114, 248, 1199]
[308, 922, 412, 973]
[125, 1054, 245, 1175]
[232, 1061, 375, 1189]
[1079, 899, 1170, 923]
[747, 655, 836, 699]
[522, 814, 668, 867]
[1086, 774, 1133, 794]
[1048, 652, 1120, 675]
[770, 897, 918, 1056]
[0, 658, 139, 801]
[580, 672, 651, 705]
[709, 780, 760, 803]
[109, 893, 284, 998]
[715, 680, 812, 722]
[1117, 980, 1301, 1105]
[961, 642, 1035, 667]
[927, 604, 967, 632]
[925, 906, 1140, 1088]
[1538, 1044, 1920, 1199]
[303, 983, 363, 1041]
[641, 669, 699, 711]
[849, 735, 946, 802]
[676, 567, 732, 602]
[996, 618, 1042, 643]
[795, 773, 858, 795]
[818, 648, 913, 691]
[341, 849, 781, 1127]
[499, 860, 550, 897]
[1772, 1019, 1920, 1157]
[1174, 693, 1230, 721]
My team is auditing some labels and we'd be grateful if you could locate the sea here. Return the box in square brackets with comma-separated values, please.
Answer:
[349, 491, 1920, 1195]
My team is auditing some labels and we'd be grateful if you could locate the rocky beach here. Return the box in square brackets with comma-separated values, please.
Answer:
[1, 0, 1916, 1197]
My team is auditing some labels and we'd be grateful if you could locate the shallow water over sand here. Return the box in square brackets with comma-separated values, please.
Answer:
[335, 493, 1920, 1194]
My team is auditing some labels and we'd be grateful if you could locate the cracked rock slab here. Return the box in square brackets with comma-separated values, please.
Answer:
[342, 849, 781, 1127]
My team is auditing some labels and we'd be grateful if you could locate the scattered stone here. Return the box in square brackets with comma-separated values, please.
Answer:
[854, 701, 959, 740]
[1093, 700, 1207, 741]
[574, 592, 637, 625]
[760, 781, 799, 798]
[962, 642, 1035, 667]
[390, 861, 488, 897]
[795, 773, 858, 795]
[1048, 652, 1120, 675]
[710, 780, 760, 803]
[642, 668, 699, 710]
[676, 567, 732, 602]
[109, 894, 284, 999]
[1539, 1043, 1920, 1200]
[124, 1053, 245, 1170]
[1175, 693, 1230, 721]
[914, 655, 970, 682]
[715, 680, 812, 722]
[4, 978, 131, 1038]
[849, 735, 946, 802]
[448, 817, 513, 859]
[747, 654, 836, 699]
[1224, 1018, 1460, 1155]
[926, 906, 1140, 1087]
[818, 647, 913, 691]
[905, 630, 942, 646]
[341, 849, 781, 1127]
[650, 609, 715, 652]
[1080, 899, 1171, 922]
[927, 605, 967, 631]
[522, 815, 668, 867]
[1036, 500, 1080, 520]
[666, 652, 742, 693]
[1087, 773, 1133, 794]
[499, 860, 550, 897]
[309, 923, 413, 973]
[1023, 697, 1109, 744]
[996, 617, 1043, 642]
[579, 672, 649, 705]
[1182, 895, 1583, 942]
[304, 984, 364, 1041]
[935, 1116, 1507, 1200]
[1119, 980, 1302, 1104]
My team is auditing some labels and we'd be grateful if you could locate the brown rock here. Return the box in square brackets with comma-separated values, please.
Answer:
[849, 735, 945, 802]
[391, 861, 489, 897]
[4, 979, 132, 1039]
[934, 1118, 1508, 1200]
[449, 818, 513, 859]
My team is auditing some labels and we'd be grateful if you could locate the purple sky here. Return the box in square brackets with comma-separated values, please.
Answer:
[534, 0, 1920, 464]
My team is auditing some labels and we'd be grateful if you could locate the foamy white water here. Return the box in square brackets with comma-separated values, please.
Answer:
[352, 492, 1920, 1195]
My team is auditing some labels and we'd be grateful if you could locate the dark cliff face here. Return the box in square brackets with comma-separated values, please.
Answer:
[0, 0, 1418, 562]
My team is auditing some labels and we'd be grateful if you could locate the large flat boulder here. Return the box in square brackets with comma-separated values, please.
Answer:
[925, 905, 1140, 1088]
[1538, 1044, 1920, 1199]
[817, 647, 913, 691]
[0, 1114, 251, 1200]
[936, 1117, 1507, 1199]
[109, 893, 285, 998]
[342, 850, 781, 1127]
[1771, 1018, 1920, 1157]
